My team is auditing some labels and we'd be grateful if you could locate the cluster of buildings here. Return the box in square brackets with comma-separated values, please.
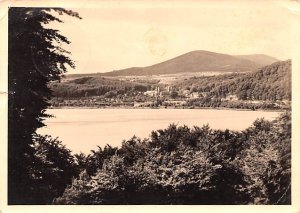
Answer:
[142, 86, 210, 99]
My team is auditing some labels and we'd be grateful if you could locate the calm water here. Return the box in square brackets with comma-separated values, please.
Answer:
[37, 109, 280, 154]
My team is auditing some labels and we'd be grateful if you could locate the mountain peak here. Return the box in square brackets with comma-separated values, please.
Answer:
[101, 50, 277, 77]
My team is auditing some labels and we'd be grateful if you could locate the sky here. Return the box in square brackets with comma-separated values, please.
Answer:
[48, 1, 296, 74]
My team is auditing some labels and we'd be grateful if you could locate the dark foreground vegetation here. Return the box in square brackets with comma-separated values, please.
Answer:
[50, 112, 290, 205]
[8, 7, 81, 204]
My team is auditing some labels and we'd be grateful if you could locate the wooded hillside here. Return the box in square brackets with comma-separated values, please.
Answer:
[175, 60, 291, 101]
[50, 77, 156, 98]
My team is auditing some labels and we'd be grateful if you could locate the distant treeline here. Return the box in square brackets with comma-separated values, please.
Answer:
[175, 60, 291, 101]
[50, 77, 155, 98]
[186, 99, 286, 110]
[50, 112, 291, 204]
[50, 60, 291, 105]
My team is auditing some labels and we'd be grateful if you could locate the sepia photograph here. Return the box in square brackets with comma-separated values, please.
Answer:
[1, 0, 300, 210]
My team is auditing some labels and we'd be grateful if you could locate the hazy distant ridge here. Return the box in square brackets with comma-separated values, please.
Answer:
[235, 54, 278, 67]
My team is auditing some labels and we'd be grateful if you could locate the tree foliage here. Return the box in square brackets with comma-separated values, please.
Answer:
[8, 7, 80, 204]
[28, 134, 79, 203]
[55, 112, 291, 205]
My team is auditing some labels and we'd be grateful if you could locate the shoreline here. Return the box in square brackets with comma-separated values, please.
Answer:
[48, 106, 286, 112]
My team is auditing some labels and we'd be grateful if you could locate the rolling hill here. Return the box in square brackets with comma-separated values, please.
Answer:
[99, 50, 277, 77]
[175, 60, 291, 101]
[235, 54, 278, 67]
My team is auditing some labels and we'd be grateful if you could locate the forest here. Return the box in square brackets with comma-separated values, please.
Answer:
[175, 60, 291, 101]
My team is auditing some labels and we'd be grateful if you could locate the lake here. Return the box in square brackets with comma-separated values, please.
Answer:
[37, 108, 280, 154]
